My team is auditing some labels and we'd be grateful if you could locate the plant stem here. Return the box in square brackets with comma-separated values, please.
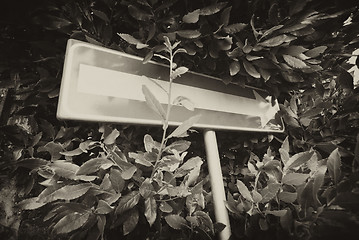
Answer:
[151, 49, 174, 178]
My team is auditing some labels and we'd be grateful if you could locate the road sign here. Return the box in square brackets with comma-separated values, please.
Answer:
[57, 39, 284, 240]
[57, 39, 283, 132]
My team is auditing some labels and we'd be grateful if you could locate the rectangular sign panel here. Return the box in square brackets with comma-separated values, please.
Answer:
[57, 39, 283, 132]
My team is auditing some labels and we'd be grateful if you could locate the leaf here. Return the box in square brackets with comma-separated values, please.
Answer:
[165, 140, 191, 154]
[18, 197, 46, 210]
[284, 151, 314, 172]
[176, 30, 201, 39]
[264, 209, 288, 217]
[199, 2, 227, 15]
[313, 163, 327, 205]
[305, 46, 327, 58]
[282, 173, 309, 186]
[76, 158, 114, 175]
[51, 161, 96, 181]
[159, 202, 173, 213]
[144, 134, 160, 152]
[260, 183, 281, 203]
[165, 215, 188, 230]
[251, 190, 263, 203]
[128, 5, 153, 21]
[283, 55, 308, 69]
[223, 23, 247, 34]
[172, 96, 195, 111]
[118, 33, 148, 49]
[123, 208, 139, 235]
[171, 66, 189, 79]
[53, 212, 91, 234]
[220, 6, 232, 26]
[144, 197, 157, 226]
[278, 191, 297, 203]
[95, 200, 114, 214]
[236, 180, 253, 202]
[109, 168, 125, 193]
[183, 9, 200, 23]
[103, 128, 120, 145]
[92, 9, 110, 22]
[40, 183, 92, 203]
[167, 114, 201, 139]
[115, 191, 140, 215]
[142, 85, 166, 120]
[259, 35, 289, 47]
[229, 61, 241, 76]
[261, 25, 284, 38]
[16, 158, 48, 170]
[327, 148, 341, 185]
[243, 60, 260, 78]
[193, 211, 214, 234]
[121, 165, 137, 180]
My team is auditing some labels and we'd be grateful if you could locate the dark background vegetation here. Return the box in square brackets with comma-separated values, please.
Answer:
[1, 0, 359, 240]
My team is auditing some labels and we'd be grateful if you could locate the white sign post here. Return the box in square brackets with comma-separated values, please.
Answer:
[57, 39, 284, 240]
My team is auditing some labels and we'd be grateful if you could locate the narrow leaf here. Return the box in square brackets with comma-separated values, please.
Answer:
[264, 209, 288, 217]
[95, 200, 114, 214]
[327, 148, 341, 185]
[313, 163, 327, 205]
[236, 180, 253, 202]
[167, 114, 201, 139]
[142, 85, 166, 120]
[103, 128, 120, 145]
[144, 197, 157, 226]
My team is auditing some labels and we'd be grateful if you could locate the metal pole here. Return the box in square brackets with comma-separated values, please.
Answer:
[203, 129, 231, 240]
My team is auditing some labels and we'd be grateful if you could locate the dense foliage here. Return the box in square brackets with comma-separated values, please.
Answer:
[1, 0, 359, 239]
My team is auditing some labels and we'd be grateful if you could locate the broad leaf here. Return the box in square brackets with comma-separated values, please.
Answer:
[123, 208, 139, 235]
[243, 60, 260, 78]
[76, 158, 114, 175]
[313, 163, 327, 205]
[283, 55, 308, 69]
[103, 128, 120, 145]
[144, 134, 160, 152]
[305, 46, 327, 58]
[18, 197, 46, 210]
[259, 34, 290, 47]
[172, 96, 195, 111]
[199, 2, 227, 15]
[95, 200, 114, 214]
[40, 183, 92, 203]
[165, 214, 188, 230]
[51, 161, 96, 181]
[260, 183, 281, 203]
[193, 211, 214, 234]
[92, 9, 110, 22]
[176, 30, 201, 39]
[171, 66, 188, 79]
[229, 61, 241, 76]
[278, 191, 297, 203]
[53, 212, 91, 234]
[284, 151, 314, 172]
[109, 168, 125, 193]
[251, 190, 263, 203]
[223, 23, 247, 34]
[121, 165, 137, 180]
[16, 158, 48, 170]
[167, 114, 201, 139]
[327, 148, 341, 185]
[236, 180, 253, 202]
[282, 173, 309, 186]
[128, 5, 153, 21]
[115, 191, 140, 215]
[264, 209, 288, 217]
[144, 197, 157, 226]
[165, 140, 191, 154]
[142, 85, 166, 120]
[183, 9, 200, 23]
